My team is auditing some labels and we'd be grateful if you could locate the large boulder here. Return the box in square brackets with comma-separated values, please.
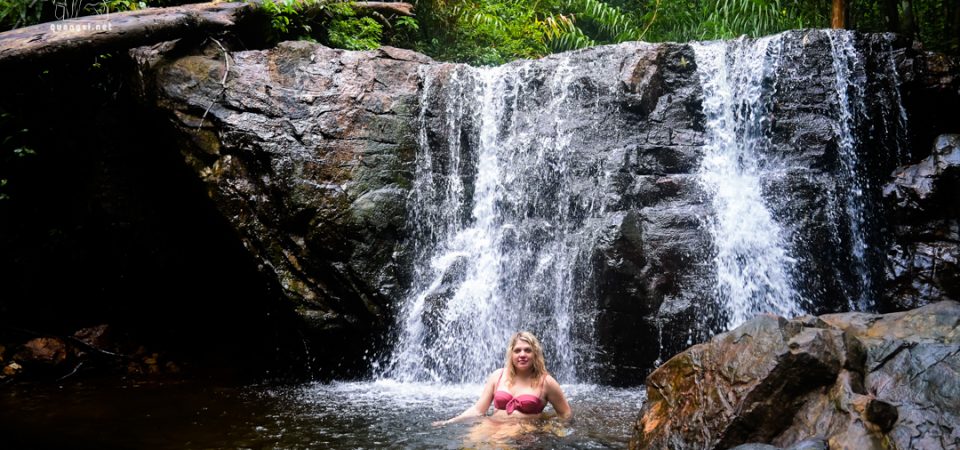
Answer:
[883, 134, 960, 310]
[131, 40, 431, 370]
[631, 300, 960, 449]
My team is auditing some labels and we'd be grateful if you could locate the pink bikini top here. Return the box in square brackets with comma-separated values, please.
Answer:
[492, 369, 546, 415]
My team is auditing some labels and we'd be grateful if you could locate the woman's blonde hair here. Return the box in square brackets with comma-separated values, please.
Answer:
[503, 331, 548, 386]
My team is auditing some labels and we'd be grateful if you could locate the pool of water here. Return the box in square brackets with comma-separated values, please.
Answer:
[0, 378, 645, 449]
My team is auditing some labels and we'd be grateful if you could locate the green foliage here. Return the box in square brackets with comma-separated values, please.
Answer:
[538, 0, 644, 52]
[407, 0, 824, 64]
[388, 15, 420, 48]
[0, 0, 46, 29]
[541, 14, 597, 51]
[639, 0, 827, 42]
[327, 6, 382, 50]
[256, 0, 397, 50]
[260, 0, 303, 36]
[412, 0, 549, 65]
[91, 0, 149, 14]
[852, 0, 958, 53]
[0, 112, 36, 201]
[912, 0, 959, 53]
[560, 0, 641, 42]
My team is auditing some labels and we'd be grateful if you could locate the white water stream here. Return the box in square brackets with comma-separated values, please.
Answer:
[386, 57, 617, 383]
[384, 30, 908, 383]
[692, 36, 804, 329]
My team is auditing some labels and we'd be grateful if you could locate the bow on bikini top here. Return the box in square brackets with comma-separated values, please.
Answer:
[492, 370, 546, 415]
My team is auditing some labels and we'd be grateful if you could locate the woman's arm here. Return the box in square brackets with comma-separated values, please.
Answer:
[432, 369, 500, 426]
[544, 375, 572, 420]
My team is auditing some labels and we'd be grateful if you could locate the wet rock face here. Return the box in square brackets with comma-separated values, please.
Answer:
[630, 301, 960, 450]
[883, 134, 960, 310]
[595, 31, 913, 381]
[588, 42, 713, 382]
[133, 41, 431, 367]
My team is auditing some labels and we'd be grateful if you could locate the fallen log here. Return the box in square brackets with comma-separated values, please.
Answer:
[0, 1, 414, 67]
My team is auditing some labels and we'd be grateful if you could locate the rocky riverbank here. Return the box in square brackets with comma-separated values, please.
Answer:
[631, 300, 960, 449]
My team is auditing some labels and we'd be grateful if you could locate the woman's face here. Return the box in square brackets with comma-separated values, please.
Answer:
[511, 340, 535, 372]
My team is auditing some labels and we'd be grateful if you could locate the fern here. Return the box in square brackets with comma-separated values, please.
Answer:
[562, 0, 640, 42]
[448, 4, 508, 33]
[541, 14, 598, 51]
[645, 0, 824, 43]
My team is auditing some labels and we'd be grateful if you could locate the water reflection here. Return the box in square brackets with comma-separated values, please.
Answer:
[0, 379, 644, 449]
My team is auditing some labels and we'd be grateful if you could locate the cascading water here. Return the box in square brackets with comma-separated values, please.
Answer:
[688, 31, 909, 331]
[828, 32, 874, 311]
[382, 30, 911, 387]
[385, 56, 620, 383]
[825, 31, 909, 312]
[692, 36, 804, 330]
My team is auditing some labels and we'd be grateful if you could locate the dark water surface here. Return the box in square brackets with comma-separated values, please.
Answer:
[0, 378, 645, 449]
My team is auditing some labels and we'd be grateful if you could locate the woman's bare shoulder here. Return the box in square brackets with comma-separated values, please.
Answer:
[543, 374, 563, 390]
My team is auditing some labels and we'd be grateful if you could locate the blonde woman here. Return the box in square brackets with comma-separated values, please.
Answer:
[433, 331, 572, 427]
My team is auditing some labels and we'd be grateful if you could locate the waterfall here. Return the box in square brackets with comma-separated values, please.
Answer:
[385, 55, 620, 383]
[826, 31, 909, 312]
[827, 32, 874, 311]
[380, 31, 910, 383]
[692, 37, 804, 330]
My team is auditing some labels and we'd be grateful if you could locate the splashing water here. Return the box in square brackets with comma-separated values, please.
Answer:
[384, 31, 910, 382]
[827, 31, 874, 311]
[385, 55, 620, 383]
[826, 31, 912, 312]
[692, 36, 804, 330]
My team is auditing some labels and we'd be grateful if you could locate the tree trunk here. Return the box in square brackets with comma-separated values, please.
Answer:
[832, 0, 847, 29]
[901, 0, 917, 38]
[884, 0, 900, 32]
[952, 0, 960, 52]
[0, 1, 414, 68]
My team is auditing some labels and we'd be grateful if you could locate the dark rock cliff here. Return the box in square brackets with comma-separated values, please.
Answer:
[131, 40, 432, 372]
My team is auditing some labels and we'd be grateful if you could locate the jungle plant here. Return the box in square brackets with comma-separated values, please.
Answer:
[326, 3, 382, 50]
[260, 0, 310, 37]
[547, 0, 642, 48]
[0, 0, 46, 29]
[639, 0, 827, 42]
[258, 0, 405, 50]
[0, 112, 36, 201]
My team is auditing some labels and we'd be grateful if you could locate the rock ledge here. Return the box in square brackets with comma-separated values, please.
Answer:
[631, 300, 960, 450]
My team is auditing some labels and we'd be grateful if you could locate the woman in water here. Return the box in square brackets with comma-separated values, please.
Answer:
[433, 331, 572, 427]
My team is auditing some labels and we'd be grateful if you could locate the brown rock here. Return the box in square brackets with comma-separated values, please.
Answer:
[632, 315, 845, 449]
[132, 39, 430, 372]
[2, 362, 22, 376]
[16, 337, 70, 367]
[632, 301, 960, 450]
[73, 324, 114, 351]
